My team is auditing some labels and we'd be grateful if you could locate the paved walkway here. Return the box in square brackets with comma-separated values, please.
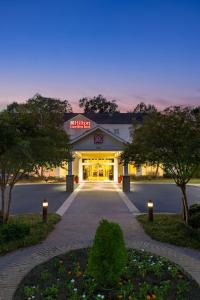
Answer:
[1, 182, 200, 300]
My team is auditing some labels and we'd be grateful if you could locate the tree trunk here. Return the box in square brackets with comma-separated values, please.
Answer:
[179, 184, 189, 223]
[5, 185, 13, 222]
[155, 163, 159, 177]
[0, 168, 6, 223]
[41, 167, 44, 178]
[0, 188, 5, 223]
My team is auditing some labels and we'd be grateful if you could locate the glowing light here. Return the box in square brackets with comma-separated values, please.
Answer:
[70, 120, 91, 129]
[147, 200, 153, 208]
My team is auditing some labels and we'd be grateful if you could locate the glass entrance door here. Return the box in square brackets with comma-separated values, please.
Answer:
[82, 159, 114, 181]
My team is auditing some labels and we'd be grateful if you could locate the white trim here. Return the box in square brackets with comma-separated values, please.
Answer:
[114, 183, 140, 213]
[114, 157, 118, 182]
[79, 158, 83, 181]
[82, 162, 114, 165]
[56, 183, 84, 216]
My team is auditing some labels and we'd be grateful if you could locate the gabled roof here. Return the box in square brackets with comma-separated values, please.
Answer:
[70, 125, 128, 145]
[64, 112, 143, 124]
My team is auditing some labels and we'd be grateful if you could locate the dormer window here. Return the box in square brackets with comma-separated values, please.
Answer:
[114, 128, 119, 135]
[129, 126, 133, 136]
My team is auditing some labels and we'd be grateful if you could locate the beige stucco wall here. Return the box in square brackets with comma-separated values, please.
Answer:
[141, 164, 163, 177]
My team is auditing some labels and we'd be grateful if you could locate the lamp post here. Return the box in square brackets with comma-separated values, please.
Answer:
[43, 199, 48, 223]
[147, 200, 154, 222]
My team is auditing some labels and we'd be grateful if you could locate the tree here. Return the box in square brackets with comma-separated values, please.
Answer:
[133, 102, 157, 114]
[79, 94, 119, 113]
[192, 106, 200, 116]
[0, 103, 71, 223]
[6, 94, 73, 180]
[122, 107, 200, 223]
[7, 93, 72, 127]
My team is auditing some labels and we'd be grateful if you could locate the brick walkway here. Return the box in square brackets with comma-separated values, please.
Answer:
[0, 182, 200, 300]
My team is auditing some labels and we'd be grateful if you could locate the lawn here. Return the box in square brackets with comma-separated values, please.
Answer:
[137, 214, 200, 250]
[0, 213, 60, 255]
[14, 248, 200, 300]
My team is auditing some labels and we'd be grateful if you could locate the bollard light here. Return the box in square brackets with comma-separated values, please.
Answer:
[147, 200, 154, 222]
[43, 198, 48, 223]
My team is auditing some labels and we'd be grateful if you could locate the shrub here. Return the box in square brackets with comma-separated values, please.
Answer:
[188, 204, 200, 217]
[0, 223, 30, 242]
[188, 212, 200, 229]
[87, 219, 127, 287]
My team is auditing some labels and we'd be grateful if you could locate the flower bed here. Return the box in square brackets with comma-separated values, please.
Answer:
[14, 248, 200, 300]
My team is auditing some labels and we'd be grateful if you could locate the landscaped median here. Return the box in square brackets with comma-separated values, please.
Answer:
[13, 220, 200, 300]
[137, 214, 200, 251]
[0, 213, 60, 255]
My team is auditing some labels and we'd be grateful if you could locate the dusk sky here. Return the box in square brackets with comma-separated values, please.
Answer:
[0, 0, 200, 112]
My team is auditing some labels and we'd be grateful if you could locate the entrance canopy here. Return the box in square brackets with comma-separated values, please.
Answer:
[73, 151, 122, 182]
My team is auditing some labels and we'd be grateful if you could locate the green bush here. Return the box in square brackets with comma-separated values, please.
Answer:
[189, 204, 200, 217]
[188, 204, 200, 229]
[87, 219, 127, 287]
[188, 212, 200, 229]
[192, 166, 200, 178]
[0, 223, 30, 242]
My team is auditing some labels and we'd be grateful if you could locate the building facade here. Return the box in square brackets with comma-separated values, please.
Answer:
[51, 112, 163, 182]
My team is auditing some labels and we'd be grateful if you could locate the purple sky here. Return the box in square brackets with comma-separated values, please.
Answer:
[0, 0, 200, 112]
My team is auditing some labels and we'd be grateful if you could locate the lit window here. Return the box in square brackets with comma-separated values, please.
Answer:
[114, 128, 119, 135]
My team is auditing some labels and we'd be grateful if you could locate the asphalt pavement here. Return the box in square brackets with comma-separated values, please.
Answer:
[4, 182, 200, 214]
[9, 183, 68, 214]
[128, 183, 200, 213]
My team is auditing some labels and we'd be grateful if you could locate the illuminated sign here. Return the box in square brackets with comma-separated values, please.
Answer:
[70, 120, 91, 129]
[94, 134, 104, 144]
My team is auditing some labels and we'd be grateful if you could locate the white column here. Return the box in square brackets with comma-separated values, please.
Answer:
[68, 161, 72, 175]
[114, 158, 118, 182]
[79, 158, 83, 181]
[124, 163, 128, 176]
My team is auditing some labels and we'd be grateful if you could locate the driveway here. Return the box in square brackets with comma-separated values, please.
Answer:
[5, 182, 200, 215]
[9, 183, 68, 214]
[127, 183, 200, 213]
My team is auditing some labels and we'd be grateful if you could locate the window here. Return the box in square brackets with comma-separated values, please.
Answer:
[114, 128, 119, 135]
[129, 126, 133, 136]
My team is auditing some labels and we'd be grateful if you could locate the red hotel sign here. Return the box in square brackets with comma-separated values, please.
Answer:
[70, 120, 91, 129]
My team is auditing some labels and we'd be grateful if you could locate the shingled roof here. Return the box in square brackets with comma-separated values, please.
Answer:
[64, 112, 143, 124]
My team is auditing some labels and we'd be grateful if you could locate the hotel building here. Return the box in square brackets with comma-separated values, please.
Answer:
[51, 113, 163, 186]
